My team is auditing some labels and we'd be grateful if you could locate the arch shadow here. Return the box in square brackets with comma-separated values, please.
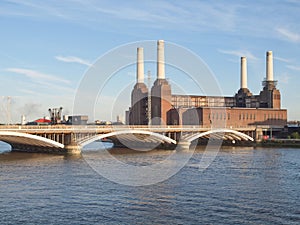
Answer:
[79, 129, 177, 147]
[184, 129, 254, 143]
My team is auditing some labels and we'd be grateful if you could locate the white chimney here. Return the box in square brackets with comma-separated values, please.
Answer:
[157, 40, 165, 79]
[266, 51, 274, 81]
[136, 47, 144, 83]
[21, 115, 26, 125]
[241, 57, 247, 89]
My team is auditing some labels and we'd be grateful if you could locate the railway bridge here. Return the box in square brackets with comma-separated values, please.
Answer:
[0, 125, 266, 154]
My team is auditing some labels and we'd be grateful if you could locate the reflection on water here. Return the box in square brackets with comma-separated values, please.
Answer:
[1, 143, 300, 224]
[0, 141, 11, 153]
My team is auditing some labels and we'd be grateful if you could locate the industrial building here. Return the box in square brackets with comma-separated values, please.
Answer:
[127, 40, 287, 128]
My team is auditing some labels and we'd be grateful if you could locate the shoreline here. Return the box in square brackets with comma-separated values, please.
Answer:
[255, 139, 300, 148]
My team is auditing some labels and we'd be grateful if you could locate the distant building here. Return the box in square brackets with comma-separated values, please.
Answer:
[127, 40, 287, 128]
[95, 120, 112, 125]
[66, 115, 88, 125]
[26, 118, 51, 125]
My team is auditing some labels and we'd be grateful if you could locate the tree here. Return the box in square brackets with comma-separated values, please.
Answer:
[291, 132, 300, 139]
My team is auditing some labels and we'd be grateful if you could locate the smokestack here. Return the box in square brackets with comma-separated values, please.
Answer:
[137, 47, 144, 83]
[157, 40, 165, 79]
[240, 57, 247, 89]
[266, 51, 274, 81]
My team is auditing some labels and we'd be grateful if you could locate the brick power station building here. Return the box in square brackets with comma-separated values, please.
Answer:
[127, 40, 287, 129]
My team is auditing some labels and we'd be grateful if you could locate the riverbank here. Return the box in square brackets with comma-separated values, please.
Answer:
[256, 139, 300, 148]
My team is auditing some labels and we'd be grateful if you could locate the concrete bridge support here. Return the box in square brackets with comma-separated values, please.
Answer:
[177, 140, 191, 150]
[255, 127, 263, 142]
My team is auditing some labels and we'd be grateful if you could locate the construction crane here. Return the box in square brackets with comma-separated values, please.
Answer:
[147, 71, 151, 125]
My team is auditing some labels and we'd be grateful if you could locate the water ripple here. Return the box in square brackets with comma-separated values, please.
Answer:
[1, 147, 300, 224]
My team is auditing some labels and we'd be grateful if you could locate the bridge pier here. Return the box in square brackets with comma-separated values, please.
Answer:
[64, 144, 81, 154]
[177, 140, 191, 150]
[255, 127, 263, 142]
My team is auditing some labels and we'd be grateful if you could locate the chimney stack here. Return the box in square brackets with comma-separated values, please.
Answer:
[240, 56, 247, 89]
[137, 47, 144, 83]
[157, 40, 165, 79]
[266, 51, 274, 81]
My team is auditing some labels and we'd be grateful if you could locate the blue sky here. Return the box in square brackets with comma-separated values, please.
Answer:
[0, 0, 299, 123]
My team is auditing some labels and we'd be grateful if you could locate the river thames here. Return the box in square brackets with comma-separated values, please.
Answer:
[0, 142, 299, 224]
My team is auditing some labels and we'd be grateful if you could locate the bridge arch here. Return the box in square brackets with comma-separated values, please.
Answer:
[0, 131, 64, 149]
[185, 129, 254, 143]
[79, 129, 177, 147]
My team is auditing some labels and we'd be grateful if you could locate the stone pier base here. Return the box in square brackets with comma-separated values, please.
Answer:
[64, 144, 81, 154]
[177, 141, 191, 150]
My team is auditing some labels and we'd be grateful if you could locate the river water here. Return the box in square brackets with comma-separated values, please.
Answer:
[0, 141, 300, 224]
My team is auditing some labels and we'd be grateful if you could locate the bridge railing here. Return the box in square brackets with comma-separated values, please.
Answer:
[0, 124, 263, 131]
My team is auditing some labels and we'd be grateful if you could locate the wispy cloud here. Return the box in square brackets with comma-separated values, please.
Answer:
[274, 56, 291, 63]
[286, 65, 300, 71]
[1, 0, 68, 19]
[19, 88, 38, 95]
[1, 0, 238, 32]
[218, 49, 258, 60]
[91, 1, 238, 31]
[55, 56, 93, 67]
[276, 27, 300, 42]
[5, 68, 70, 84]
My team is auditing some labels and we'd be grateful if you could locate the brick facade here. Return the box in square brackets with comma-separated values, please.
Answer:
[167, 107, 287, 127]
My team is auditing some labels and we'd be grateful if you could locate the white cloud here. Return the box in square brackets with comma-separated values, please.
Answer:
[19, 89, 38, 95]
[274, 56, 291, 63]
[218, 49, 258, 60]
[5, 68, 70, 84]
[1, 0, 238, 32]
[276, 28, 300, 42]
[286, 65, 300, 71]
[1, 0, 68, 19]
[55, 56, 93, 67]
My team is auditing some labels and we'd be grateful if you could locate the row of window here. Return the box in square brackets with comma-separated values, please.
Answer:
[239, 113, 256, 120]
[208, 113, 230, 120]
[208, 113, 285, 121]
[263, 114, 284, 120]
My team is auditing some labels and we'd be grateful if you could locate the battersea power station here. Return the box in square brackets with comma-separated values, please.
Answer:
[127, 40, 287, 129]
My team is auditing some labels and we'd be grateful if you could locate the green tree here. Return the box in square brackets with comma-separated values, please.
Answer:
[291, 132, 300, 139]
